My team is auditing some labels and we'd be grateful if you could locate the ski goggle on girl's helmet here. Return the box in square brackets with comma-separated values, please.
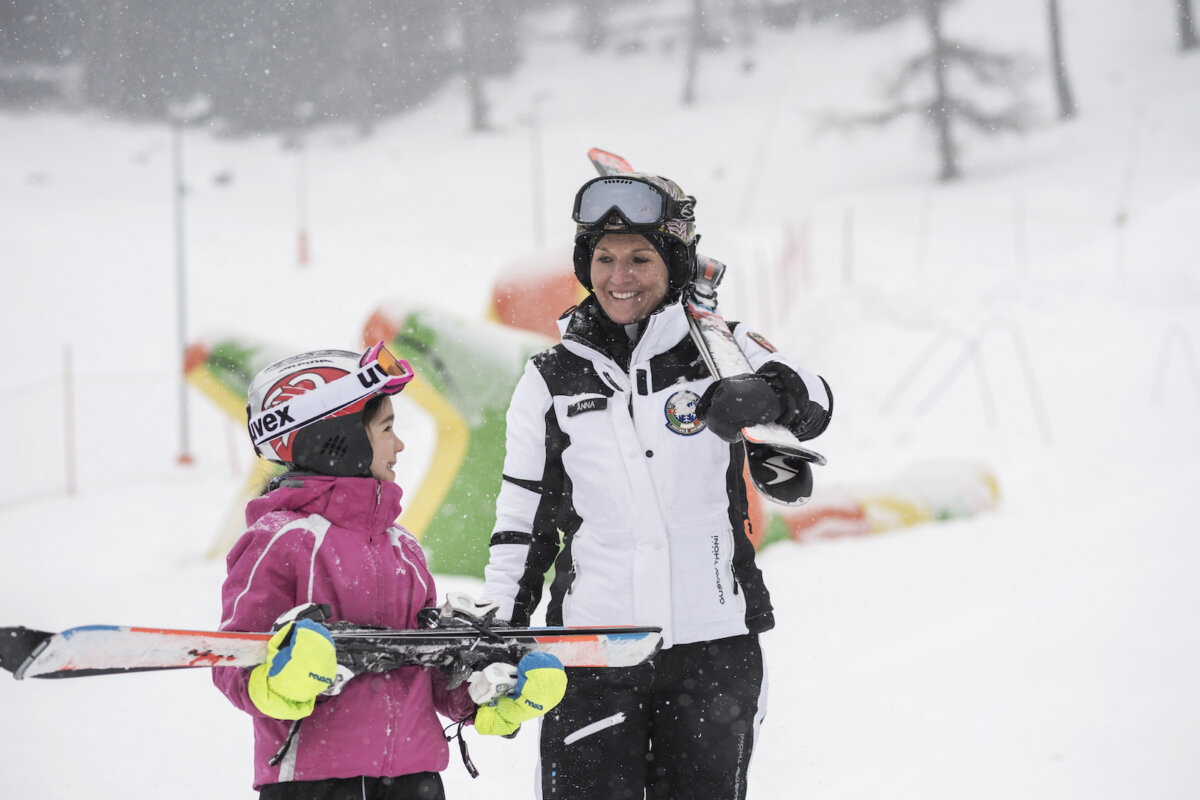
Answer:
[246, 341, 413, 477]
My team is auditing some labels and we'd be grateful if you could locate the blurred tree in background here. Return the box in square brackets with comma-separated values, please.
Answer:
[1046, 0, 1076, 119]
[0, 0, 1097, 145]
[0, 0, 520, 133]
[0, 0, 932, 132]
[457, 0, 522, 132]
[821, 0, 1031, 181]
[1178, 0, 1198, 50]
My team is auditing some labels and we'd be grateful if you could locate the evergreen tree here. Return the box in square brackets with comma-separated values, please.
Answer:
[827, 0, 1031, 182]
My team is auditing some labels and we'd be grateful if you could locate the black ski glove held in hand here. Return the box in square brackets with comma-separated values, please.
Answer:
[757, 363, 833, 441]
[696, 373, 783, 442]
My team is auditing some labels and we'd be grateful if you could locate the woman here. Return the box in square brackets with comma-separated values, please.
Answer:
[214, 342, 566, 800]
[482, 171, 833, 798]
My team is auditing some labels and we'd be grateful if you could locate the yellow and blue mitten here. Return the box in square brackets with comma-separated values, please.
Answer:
[248, 619, 338, 720]
[474, 652, 567, 736]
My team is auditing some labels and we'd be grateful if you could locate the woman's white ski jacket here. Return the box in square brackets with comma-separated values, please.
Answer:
[482, 298, 830, 648]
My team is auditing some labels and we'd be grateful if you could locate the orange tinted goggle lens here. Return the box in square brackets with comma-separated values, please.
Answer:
[363, 341, 414, 393]
[376, 345, 412, 379]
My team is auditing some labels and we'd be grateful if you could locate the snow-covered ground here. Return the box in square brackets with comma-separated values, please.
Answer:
[2, 0, 1198, 796]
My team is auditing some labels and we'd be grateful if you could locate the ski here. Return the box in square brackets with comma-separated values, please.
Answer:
[1, 621, 662, 683]
[585, 148, 825, 506]
[686, 255, 828, 465]
[586, 146, 633, 176]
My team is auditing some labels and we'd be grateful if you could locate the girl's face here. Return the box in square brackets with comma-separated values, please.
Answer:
[364, 396, 405, 482]
[589, 233, 670, 325]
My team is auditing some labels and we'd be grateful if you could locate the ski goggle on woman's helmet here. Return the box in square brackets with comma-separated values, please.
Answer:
[246, 341, 413, 475]
[572, 174, 696, 241]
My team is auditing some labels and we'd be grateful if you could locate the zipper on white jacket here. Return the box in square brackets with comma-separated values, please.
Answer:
[726, 529, 737, 594]
[725, 528, 745, 608]
[562, 544, 580, 622]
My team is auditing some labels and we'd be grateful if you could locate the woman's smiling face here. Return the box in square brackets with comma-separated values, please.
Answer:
[589, 233, 669, 324]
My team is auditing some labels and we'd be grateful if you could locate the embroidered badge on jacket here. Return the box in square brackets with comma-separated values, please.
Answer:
[664, 389, 706, 436]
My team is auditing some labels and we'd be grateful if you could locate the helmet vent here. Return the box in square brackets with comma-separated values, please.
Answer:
[318, 436, 349, 459]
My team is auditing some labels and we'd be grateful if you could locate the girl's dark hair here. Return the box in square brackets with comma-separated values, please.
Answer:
[363, 394, 388, 427]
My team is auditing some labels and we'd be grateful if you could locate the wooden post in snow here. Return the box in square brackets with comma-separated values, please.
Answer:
[63, 344, 77, 496]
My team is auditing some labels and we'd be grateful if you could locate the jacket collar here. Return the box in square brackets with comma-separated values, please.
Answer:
[245, 473, 403, 539]
[559, 295, 690, 370]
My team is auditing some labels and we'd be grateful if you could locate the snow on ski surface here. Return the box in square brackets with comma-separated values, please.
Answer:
[2, 0, 1198, 796]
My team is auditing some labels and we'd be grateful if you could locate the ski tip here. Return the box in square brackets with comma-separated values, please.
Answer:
[587, 147, 634, 176]
[745, 444, 817, 507]
[742, 433, 827, 467]
[1, 626, 54, 679]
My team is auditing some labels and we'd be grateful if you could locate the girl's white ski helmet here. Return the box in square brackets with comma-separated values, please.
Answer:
[246, 342, 413, 477]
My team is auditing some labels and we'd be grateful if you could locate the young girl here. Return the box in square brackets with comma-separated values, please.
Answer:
[214, 342, 565, 800]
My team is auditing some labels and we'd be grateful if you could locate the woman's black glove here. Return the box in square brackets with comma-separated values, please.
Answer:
[698, 363, 834, 444]
[757, 363, 833, 441]
[696, 374, 783, 442]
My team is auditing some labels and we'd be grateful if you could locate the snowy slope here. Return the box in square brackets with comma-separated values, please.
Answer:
[2, 0, 1199, 797]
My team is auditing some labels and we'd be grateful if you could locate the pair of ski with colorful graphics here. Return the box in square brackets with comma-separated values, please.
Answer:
[1, 599, 661, 684]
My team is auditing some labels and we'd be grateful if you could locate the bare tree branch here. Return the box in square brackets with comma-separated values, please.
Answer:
[949, 97, 1030, 132]
[883, 51, 936, 98]
[816, 102, 923, 136]
[944, 40, 1025, 85]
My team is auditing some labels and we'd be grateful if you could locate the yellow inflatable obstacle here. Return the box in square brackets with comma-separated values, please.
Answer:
[186, 337, 293, 560]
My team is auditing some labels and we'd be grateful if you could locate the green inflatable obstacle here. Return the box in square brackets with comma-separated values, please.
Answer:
[363, 301, 553, 576]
